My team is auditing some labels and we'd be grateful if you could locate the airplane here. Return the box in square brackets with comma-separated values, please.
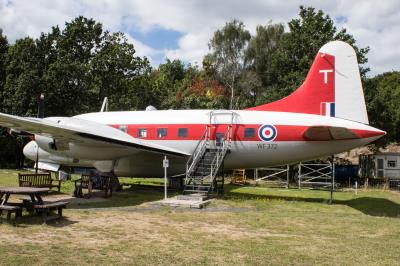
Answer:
[0, 41, 385, 185]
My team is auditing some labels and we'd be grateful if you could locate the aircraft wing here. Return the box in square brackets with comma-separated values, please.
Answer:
[303, 126, 360, 141]
[0, 112, 189, 157]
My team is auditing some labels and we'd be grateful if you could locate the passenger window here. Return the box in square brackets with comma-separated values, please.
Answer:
[244, 128, 255, 138]
[138, 128, 147, 138]
[157, 128, 167, 138]
[178, 128, 188, 138]
[119, 125, 128, 133]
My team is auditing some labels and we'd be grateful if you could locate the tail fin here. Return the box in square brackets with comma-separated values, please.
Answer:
[246, 41, 369, 124]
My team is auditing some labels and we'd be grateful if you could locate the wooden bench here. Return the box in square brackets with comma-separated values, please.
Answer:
[34, 201, 68, 223]
[0, 205, 22, 225]
[74, 174, 112, 198]
[19, 173, 61, 192]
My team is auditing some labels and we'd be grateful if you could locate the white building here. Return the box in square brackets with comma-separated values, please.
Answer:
[359, 153, 400, 179]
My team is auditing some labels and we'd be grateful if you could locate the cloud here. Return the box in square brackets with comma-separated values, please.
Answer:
[0, 0, 399, 75]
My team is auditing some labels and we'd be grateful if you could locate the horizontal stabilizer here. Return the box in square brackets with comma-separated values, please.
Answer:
[303, 126, 360, 141]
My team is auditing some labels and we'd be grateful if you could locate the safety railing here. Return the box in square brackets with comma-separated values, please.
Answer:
[185, 127, 209, 183]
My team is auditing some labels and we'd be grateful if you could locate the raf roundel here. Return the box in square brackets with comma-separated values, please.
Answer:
[258, 124, 277, 142]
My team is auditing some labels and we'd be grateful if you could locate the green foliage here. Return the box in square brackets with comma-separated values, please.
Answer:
[0, 17, 152, 167]
[364, 72, 400, 146]
[207, 20, 251, 109]
[264, 6, 369, 102]
[1, 16, 151, 117]
[0, 29, 8, 93]
[2, 37, 40, 116]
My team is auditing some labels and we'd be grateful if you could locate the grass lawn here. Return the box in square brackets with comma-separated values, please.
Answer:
[0, 169, 399, 265]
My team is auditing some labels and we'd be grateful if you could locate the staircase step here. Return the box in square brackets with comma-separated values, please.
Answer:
[183, 189, 209, 194]
[185, 184, 210, 189]
[185, 140, 228, 195]
[176, 193, 209, 201]
[183, 188, 209, 192]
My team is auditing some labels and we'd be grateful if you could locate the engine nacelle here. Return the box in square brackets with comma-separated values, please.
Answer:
[35, 135, 56, 152]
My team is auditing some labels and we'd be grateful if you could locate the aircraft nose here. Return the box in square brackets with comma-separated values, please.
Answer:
[23, 140, 38, 161]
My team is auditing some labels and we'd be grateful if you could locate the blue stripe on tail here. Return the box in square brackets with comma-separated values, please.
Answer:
[330, 103, 335, 117]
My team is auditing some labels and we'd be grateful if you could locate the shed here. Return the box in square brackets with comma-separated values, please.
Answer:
[359, 153, 400, 179]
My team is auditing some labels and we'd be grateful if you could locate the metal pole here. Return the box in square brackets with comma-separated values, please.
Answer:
[298, 162, 302, 189]
[355, 180, 358, 195]
[329, 155, 335, 205]
[164, 156, 168, 200]
[35, 145, 39, 175]
[286, 164, 290, 189]
[35, 93, 44, 175]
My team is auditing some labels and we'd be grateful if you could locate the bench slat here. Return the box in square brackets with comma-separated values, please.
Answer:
[0, 205, 21, 211]
[34, 201, 68, 209]
[18, 173, 61, 192]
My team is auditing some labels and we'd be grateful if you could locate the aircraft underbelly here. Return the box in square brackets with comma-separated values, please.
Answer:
[110, 137, 376, 177]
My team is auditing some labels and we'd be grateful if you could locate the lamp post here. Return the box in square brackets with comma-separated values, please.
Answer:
[35, 93, 44, 175]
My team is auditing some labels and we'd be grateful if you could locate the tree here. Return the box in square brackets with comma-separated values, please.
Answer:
[149, 59, 187, 109]
[245, 23, 284, 85]
[2, 37, 40, 116]
[266, 6, 369, 102]
[244, 23, 284, 106]
[91, 31, 152, 111]
[34, 16, 151, 115]
[364, 72, 400, 147]
[0, 16, 152, 167]
[206, 20, 251, 109]
[0, 29, 8, 92]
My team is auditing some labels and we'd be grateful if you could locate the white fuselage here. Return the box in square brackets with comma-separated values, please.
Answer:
[24, 109, 384, 177]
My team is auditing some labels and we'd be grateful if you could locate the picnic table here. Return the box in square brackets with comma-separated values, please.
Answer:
[0, 187, 49, 205]
[0, 187, 68, 224]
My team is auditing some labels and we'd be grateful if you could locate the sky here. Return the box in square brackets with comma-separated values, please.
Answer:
[0, 0, 399, 76]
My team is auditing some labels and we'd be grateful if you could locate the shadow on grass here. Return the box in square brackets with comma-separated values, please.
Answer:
[225, 189, 329, 203]
[66, 185, 178, 210]
[1, 215, 77, 227]
[225, 185, 400, 218]
[52, 182, 400, 218]
[339, 197, 400, 218]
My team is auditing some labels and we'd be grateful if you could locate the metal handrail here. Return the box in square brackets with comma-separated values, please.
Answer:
[185, 127, 209, 182]
[185, 111, 235, 192]
[209, 126, 231, 186]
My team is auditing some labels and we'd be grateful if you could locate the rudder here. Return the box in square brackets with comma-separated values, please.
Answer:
[246, 41, 369, 124]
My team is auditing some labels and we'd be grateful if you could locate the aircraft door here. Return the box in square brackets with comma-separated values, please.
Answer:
[209, 111, 237, 148]
[215, 132, 225, 147]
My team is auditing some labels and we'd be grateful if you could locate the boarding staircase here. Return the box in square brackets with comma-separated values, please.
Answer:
[183, 111, 235, 195]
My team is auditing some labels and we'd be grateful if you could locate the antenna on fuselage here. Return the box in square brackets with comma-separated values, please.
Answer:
[37, 93, 44, 118]
[101, 97, 109, 112]
[145, 105, 157, 111]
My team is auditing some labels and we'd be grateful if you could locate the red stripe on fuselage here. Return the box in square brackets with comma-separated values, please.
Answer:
[110, 124, 383, 142]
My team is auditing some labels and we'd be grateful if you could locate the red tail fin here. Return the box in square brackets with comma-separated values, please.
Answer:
[246, 52, 335, 115]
